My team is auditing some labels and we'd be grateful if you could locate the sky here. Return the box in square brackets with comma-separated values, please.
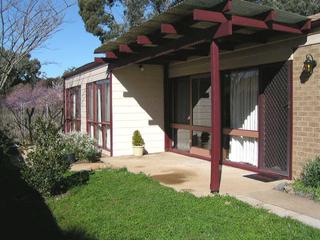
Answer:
[32, 4, 103, 78]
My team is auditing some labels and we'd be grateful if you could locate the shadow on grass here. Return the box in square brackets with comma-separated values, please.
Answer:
[0, 161, 95, 240]
[56, 170, 91, 195]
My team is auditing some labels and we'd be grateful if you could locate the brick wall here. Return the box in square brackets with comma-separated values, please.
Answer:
[292, 43, 320, 178]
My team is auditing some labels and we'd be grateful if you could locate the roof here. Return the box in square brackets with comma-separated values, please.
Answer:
[95, 0, 308, 54]
[63, 61, 106, 79]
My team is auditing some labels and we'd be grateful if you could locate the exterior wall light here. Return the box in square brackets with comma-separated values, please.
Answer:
[303, 54, 317, 75]
[139, 64, 144, 72]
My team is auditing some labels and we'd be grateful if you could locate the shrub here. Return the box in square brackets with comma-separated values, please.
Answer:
[132, 130, 145, 146]
[21, 118, 70, 196]
[62, 132, 100, 162]
[301, 156, 320, 188]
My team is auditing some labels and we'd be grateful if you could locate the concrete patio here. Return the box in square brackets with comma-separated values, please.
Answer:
[72, 152, 320, 229]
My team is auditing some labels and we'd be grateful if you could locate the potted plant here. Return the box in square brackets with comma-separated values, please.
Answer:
[132, 130, 145, 157]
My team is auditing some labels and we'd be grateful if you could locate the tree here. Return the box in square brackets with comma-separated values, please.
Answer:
[78, 0, 182, 43]
[247, 0, 320, 16]
[3, 81, 63, 144]
[0, 0, 73, 91]
[0, 49, 42, 92]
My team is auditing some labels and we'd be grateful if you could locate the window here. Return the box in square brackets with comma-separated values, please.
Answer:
[171, 74, 211, 157]
[222, 69, 259, 167]
[65, 86, 81, 132]
[87, 79, 111, 151]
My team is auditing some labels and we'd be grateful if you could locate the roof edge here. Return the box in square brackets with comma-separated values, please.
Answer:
[63, 61, 107, 79]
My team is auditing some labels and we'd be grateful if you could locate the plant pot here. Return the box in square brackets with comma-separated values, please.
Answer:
[132, 146, 144, 157]
[66, 153, 76, 163]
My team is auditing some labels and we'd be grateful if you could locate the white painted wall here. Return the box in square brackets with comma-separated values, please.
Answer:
[65, 64, 108, 133]
[112, 65, 164, 156]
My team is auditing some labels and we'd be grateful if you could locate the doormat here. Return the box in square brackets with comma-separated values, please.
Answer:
[244, 174, 282, 183]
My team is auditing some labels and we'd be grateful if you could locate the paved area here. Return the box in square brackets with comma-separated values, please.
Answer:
[73, 152, 320, 229]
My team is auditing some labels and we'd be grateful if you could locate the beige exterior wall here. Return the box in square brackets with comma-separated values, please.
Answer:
[112, 65, 165, 156]
[292, 30, 320, 178]
[65, 64, 108, 133]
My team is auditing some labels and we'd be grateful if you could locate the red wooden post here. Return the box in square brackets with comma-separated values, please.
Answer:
[210, 41, 222, 192]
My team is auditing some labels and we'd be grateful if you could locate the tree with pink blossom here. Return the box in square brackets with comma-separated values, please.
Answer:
[2, 81, 63, 144]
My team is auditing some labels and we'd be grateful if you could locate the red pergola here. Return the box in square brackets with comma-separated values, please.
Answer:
[94, 0, 313, 192]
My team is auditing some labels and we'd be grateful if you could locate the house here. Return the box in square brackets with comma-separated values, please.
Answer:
[64, 0, 320, 192]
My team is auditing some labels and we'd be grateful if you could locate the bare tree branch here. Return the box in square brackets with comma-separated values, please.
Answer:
[0, 0, 74, 91]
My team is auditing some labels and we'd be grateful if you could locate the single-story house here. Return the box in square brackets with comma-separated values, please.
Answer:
[64, 0, 320, 192]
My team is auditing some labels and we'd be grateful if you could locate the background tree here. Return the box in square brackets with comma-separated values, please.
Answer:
[2, 81, 63, 144]
[79, 0, 320, 44]
[78, 0, 182, 43]
[0, 0, 73, 92]
[0, 50, 42, 93]
[247, 0, 320, 16]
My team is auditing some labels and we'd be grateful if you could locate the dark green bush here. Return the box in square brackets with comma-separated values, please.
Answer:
[21, 118, 70, 196]
[132, 130, 144, 146]
[301, 156, 320, 188]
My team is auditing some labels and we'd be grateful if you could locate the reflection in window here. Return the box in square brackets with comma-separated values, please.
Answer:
[192, 77, 211, 127]
[173, 78, 190, 124]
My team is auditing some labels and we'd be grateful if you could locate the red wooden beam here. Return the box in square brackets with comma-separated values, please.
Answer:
[161, 23, 177, 34]
[137, 35, 153, 45]
[94, 57, 106, 63]
[193, 9, 227, 23]
[214, 20, 232, 39]
[232, 15, 268, 29]
[264, 10, 276, 22]
[222, 0, 232, 12]
[119, 44, 133, 53]
[105, 51, 118, 59]
[301, 19, 311, 32]
[210, 40, 222, 193]
[271, 23, 302, 34]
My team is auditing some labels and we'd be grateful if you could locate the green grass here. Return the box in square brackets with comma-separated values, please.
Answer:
[48, 169, 320, 240]
[293, 180, 320, 202]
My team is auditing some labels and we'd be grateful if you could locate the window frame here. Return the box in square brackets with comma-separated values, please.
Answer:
[65, 86, 81, 132]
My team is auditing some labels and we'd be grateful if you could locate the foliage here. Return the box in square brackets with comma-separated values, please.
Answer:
[0, 0, 73, 91]
[78, 0, 182, 42]
[247, 0, 320, 16]
[301, 156, 320, 188]
[132, 130, 145, 146]
[0, 128, 14, 168]
[21, 118, 70, 196]
[293, 180, 320, 202]
[62, 132, 101, 162]
[48, 169, 320, 239]
[0, 50, 41, 93]
[3, 81, 63, 144]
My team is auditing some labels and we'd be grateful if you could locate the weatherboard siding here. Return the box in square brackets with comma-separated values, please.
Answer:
[112, 65, 165, 156]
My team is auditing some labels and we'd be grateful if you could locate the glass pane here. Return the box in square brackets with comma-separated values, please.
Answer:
[192, 76, 211, 127]
[230, 70, 258, 131]
[72, 93, 76, 119]
[105, 81, 110, 122]
[192, 131, 211, 150]
[104, 125, 111, 150]
[172, 128, 190, 151]
[88, 85, 94, 121]
[97, 87, 102, 123]
[89, 124, 95, 139]
[227, 136, 258, 167]
[96, 124, 103, 146]
[76, 88, 81, 119]
[173, 78, 190, 124]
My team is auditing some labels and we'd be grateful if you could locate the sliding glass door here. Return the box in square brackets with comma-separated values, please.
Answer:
[87, 79, 111, 151]
[171, 74, 211, 158]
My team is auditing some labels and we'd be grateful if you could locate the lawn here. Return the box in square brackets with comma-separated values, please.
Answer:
[48, 168, 320, 240]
